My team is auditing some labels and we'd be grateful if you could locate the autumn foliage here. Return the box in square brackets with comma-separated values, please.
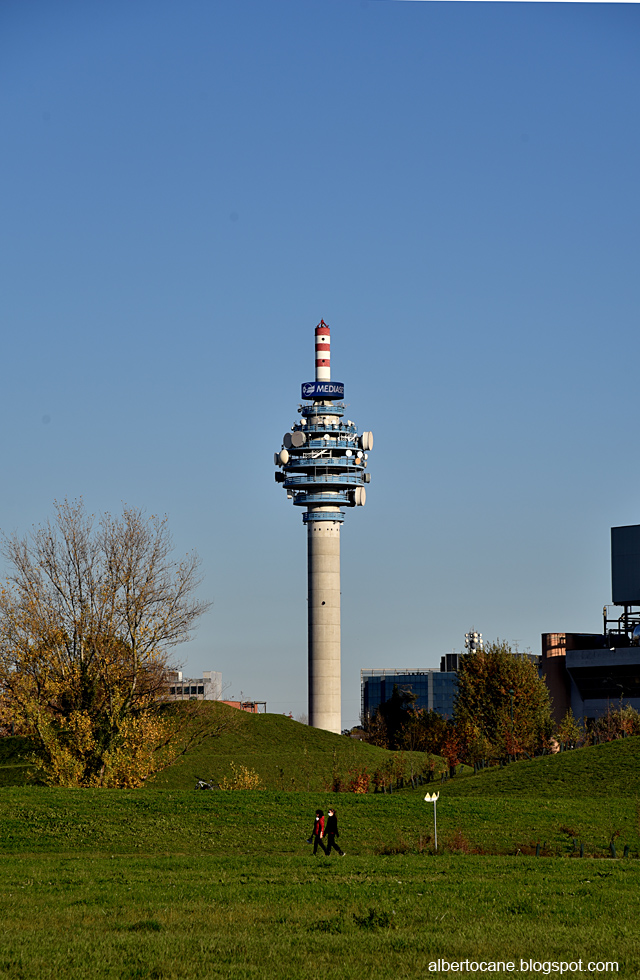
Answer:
[363, 641, 555, 768]
[0, 499, 222, 787]
[454, 640, 554, 760]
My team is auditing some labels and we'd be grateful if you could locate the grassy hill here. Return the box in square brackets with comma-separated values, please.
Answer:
[440, 736, 640, 799]
[148, 703, 423, 792]
[2, 703, 640, 801]
[0, 735, 33, 787]
[0, 703, 428, 793]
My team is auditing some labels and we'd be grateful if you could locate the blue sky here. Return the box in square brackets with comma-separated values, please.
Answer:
[1, 1, 639, 728]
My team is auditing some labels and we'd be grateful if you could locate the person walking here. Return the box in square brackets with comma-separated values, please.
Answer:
[325, 807, 345, 856]
[310, 809, 327, 855]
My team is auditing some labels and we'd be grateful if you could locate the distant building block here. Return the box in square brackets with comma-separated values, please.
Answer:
[165, 670, 222, 701]
[361, 667, 458, 723]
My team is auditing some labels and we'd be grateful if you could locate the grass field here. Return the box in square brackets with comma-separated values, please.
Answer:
[0, 785, 638, 859]
[0, 721, 639, 978]
[0, 853, 636, 980]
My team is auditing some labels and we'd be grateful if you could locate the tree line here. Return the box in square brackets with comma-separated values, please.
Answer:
[361, 641, 640, 770]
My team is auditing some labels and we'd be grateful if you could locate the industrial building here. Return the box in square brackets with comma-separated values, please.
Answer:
[360, 633, 485, 723]
[360, 631, 546, 727]
[541, 524, 640, 725]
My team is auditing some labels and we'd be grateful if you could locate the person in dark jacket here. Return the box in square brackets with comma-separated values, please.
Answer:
[310, 809, 327, 855]
[325, 808, 345, 856]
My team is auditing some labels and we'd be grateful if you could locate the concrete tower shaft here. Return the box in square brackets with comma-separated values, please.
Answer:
[307, 518, 341, 731]
[275, 321, 372, 734]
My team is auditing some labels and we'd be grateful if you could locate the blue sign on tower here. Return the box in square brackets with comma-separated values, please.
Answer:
[301, 381, 345, 400]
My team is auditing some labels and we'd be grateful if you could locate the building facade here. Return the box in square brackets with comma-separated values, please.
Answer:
[361, 665, 458, 723]
[541, 632, 640, 725]
[166, 670, 222, 701]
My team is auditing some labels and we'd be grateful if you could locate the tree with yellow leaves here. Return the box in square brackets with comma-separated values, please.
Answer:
[0, 499, 224, 787]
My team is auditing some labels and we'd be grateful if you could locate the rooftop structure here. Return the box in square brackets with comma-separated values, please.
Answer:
[541, 524, 640, 724]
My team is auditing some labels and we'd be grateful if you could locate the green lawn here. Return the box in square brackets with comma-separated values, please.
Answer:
[1, 729, 639, 978]
[0, 787, 638, 859]
[0, 853, 635, 979]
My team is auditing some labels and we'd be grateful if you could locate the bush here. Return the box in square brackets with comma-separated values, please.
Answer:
[587, 705, 640, 744]
[220, 762, 263, 790]
[346, 766, 370, 794]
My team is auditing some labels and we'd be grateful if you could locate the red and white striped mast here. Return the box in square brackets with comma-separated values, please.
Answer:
[315, 319, 331, 381]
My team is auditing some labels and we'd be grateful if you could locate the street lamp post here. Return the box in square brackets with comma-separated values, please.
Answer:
[424, 792, 439, 851]
[509, 688, 514, 761]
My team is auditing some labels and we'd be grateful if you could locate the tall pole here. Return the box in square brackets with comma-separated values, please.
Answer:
[307, 322, 341, 731]
[275, 321, 372, 734]
[509, 687, 514, 760]
[424, 792, 439, 851]
[307, 513, 341, 730]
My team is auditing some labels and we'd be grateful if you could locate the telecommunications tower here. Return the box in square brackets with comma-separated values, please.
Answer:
[465, 630, 483, 654]
[275, 321, 373, 733]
